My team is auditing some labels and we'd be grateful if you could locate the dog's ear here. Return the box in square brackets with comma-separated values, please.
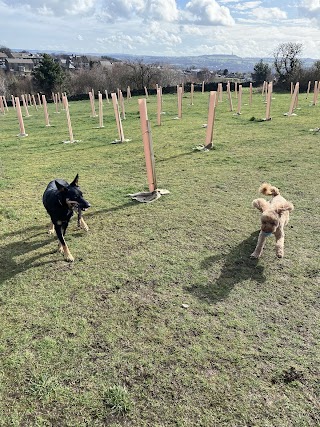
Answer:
[275, 201, 294, 215]
[252, 198, 269, 212]
[70, 174, 79, 187]
[55, 180, 67, 192]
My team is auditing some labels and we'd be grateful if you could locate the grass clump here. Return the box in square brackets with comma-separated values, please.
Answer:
[102, 385, 133, 415]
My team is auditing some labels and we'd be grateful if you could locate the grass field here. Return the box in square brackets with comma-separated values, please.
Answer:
[0, 87, 319, 426]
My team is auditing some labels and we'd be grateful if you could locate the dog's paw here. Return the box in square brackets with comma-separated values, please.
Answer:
[250, 252, 260, 259]
[65, 253, 74, 262]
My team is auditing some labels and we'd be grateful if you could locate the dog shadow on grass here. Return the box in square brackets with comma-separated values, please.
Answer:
[187, 231, 266, 303]
[0, 201, 138, 285]
[0, 233, 58, 286]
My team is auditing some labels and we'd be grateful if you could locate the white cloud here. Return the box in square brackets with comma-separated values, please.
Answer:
[251, 7, 287, 20]
[299, 0, 320, 12]
[185, 0, 235, 25]
[147, 22, 182, 45]
[233, 2, 262, 11]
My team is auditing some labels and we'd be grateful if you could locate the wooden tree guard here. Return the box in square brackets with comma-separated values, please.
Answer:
[190, 83, 194, 105]
[312, 81, 318, 106]
[291, 82, 293, 95]
[89, 91, 97, 117]
[144, 86, 149, 99]
[98, 92, 104, 128]
[236, 85, 242, 115]
[261, 81, 266, 96]
[37, 93, 42, 106]
[111, 92, 127, 143]
[249, 83, 253, 106]
[0, 96, 5, 114]
[195, 91, 216, 151]
[205, 91, 217, 149]
[54, 93, 60, 113]
[139, 98, 156, 192]
[62, 95, 77, 143]
[157, 87, 162, 126]
[31, 95, 38, 110]
[15, 97, 28, 137]
[202, 81, 205, 94]
[21, 94, 30, 117]
[129, 99, 169, 203]
[306, 81, 311, 98]
[11, 95, 15, 109]
[42, 95, 50, 126]
[177, 86, 182, 119]
[3, 96, 8, 112]
[120, 90, 126, 120]
[218, 83, 223, 102]
[58, 92, 62, 109]
[285, 82, 299, 116]
[127, 86, 131, 101]
[227, 81, 233, 111]
[264, 82, 272, 121]
[234, 81, 238, 99]
[105, 90, 110, 104]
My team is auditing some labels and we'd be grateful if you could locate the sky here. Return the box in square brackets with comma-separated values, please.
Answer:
[0, 0, 320, 58]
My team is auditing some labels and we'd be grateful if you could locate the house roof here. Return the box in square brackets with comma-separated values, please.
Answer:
[0, 52, 8, 58]
[6, 58, 34, 64]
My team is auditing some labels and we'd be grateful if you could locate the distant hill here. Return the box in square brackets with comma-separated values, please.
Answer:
[109, 53, 317, 73]
[11, 49, 317, 73]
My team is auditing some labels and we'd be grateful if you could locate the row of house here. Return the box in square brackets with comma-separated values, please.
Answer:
[0, 51, 114, 76]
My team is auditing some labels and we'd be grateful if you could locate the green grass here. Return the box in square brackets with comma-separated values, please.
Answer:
[0, 89, 319, 426]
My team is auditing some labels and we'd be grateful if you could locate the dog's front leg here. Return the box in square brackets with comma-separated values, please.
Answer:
[275, 228, 285, 258]
[54, 222, 74, 262]
[250, 231, 267, 258]
[79, 217, 89, 231]
[48, 222, 55, 234]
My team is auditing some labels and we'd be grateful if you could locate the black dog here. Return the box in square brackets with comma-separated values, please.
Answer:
[43, 174, 90, 262]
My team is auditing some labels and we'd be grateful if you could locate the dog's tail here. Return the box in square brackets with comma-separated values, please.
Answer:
[259, 182, 280, 196]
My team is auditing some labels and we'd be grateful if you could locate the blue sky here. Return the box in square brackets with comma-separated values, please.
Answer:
[0, 0, 319, 58]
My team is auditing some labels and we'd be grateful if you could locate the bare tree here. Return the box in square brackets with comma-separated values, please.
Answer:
[273, 42, 303, 85]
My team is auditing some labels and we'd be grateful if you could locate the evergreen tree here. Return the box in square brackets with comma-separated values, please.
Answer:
[32, 53, 64, 96]
[252, 59, 271, 83]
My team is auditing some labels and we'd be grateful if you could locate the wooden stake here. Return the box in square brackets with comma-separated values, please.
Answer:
[205, 91, 217, 149]
[157, 88, 162, 126]
[178, 86, 182, 119]
[98, 92, 104, 128]
[21, 94, 30, 117]
[42, 94, 50, 126]
[312, 81, 318, 106]
[31, 94, 38, 110]
[227, 81, 233, 112]
[265, 82, 272, 120]
[237, 85, 242, 115]
[15, 97, 28, 136]
[249, 83, 253, 106]
[89, 91, 97, 117]
[62, 95, 75, 143]
[111, 92, 125, 142]
[190, 83, 194, 105]
[0, 96, 5, 114]
[138, 98, 156, 192]
[105, 89, 110, 104]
